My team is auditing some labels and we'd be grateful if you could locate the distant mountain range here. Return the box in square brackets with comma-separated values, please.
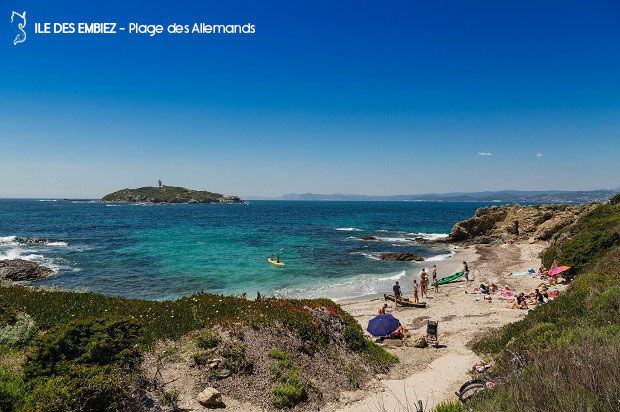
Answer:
[247, 189, 619, 203]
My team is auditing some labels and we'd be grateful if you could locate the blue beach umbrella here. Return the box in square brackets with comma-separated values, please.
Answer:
[367, 314, 400, 337]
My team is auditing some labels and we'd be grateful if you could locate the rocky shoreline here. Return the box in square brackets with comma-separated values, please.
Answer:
[0, 259, 54, 281]
[448, 203, 596, 245]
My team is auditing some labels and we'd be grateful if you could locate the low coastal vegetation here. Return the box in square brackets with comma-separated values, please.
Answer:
[436, 196, 620, 412]
[0, 285, 396, 411]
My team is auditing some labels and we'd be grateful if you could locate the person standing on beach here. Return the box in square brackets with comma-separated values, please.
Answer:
[420, 268, 428, 298]
[433, 278, 439, 293]
[463, 261, 470, 281]
[413, 279, 419, 303]
[432, 265, 438, 282]
[393, 281, 402, 302]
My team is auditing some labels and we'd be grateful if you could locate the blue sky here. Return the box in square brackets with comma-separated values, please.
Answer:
[2, 0, 619, 198]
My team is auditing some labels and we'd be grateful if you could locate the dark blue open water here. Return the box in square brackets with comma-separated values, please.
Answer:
[0, 200, 495, 300]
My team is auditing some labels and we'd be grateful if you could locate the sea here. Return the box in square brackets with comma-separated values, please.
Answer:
[0, 199, 496, 301]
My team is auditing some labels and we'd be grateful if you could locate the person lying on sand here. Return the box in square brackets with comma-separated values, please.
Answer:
[478, 284, 489, 294]
[489, 283, 497, 293]
[509, 293, 528, 309]
[378, 303, 388, 314]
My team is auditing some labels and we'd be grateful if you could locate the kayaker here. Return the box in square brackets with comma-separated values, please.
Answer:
[276, 255, 280, 263]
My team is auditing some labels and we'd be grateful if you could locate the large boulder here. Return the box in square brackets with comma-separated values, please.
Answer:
[196, 387, 225, 408]
[0, 259, 54, 281]
[380, 252, 424, 262]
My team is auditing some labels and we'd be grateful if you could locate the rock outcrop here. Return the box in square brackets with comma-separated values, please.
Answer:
[449, 204, 596, 244]
[0, 259, 54, 281]
[358, 236, 380, 241]
[380, 252, 424, 262]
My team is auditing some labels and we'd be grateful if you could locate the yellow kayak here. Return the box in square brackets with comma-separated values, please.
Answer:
[268, 258, 285, 266]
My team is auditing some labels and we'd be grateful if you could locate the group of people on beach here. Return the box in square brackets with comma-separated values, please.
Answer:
[473, 257, 564, 310]
[388, 261, 471, 308]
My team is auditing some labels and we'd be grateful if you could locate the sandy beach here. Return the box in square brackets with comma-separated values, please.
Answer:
[326, 241, 552, 412]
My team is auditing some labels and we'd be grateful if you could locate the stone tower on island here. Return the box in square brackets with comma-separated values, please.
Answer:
[157, 179, 163, 188]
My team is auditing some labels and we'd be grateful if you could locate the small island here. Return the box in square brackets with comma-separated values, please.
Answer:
[102, 181, 244, 204]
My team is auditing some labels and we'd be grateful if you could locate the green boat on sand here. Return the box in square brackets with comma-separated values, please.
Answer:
[437, 271, 465, 285]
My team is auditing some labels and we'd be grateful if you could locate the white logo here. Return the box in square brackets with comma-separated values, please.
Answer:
[11, 11, 27, 45]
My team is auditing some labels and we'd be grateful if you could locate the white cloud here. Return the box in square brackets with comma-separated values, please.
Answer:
[536, 153, 544, 157]
[478, 152, 493, 156]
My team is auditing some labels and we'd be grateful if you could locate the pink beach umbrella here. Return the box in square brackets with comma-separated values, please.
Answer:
[549, 266, 571, 277]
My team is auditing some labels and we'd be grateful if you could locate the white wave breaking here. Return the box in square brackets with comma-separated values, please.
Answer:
[377, 270, 406, 281]
[336, 227, 361, 232]
[407, 232, 449, 241]
[0, 236, 17, 245]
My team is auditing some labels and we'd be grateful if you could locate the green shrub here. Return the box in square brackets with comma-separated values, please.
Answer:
[0, 369, 25, 412]
[269, 348, 307, 408]
[268, 348, 288, 361]
[610, 193, 620, 205]
[192, 351, 209, 366]
[543, 203, 620, 273]
[589, 287, 620, 325]
[433, 400, 465, 412]
[23, 365, 137, 412]
[159, 389, 179, 408]
[221, 344, 253, 373]
[269, 351, 306, 408]
[273, 378, 306, 409]
[194, 330, 220, 349]
[0, 299, 17, 327]
[24, 318, 141, 378]
[343, 323, 366, 352]
[16, 318, 142, 411]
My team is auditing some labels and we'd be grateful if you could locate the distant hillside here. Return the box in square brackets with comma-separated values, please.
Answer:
[102, 186, 243, 204]
[274, 189, 618, 203]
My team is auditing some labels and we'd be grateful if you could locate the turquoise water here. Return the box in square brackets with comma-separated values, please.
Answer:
[0, 200, 492, 300]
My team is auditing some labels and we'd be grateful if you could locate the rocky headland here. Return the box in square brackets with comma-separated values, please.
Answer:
[101, 186, 244, 204]
[448, 203, 596, 245]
